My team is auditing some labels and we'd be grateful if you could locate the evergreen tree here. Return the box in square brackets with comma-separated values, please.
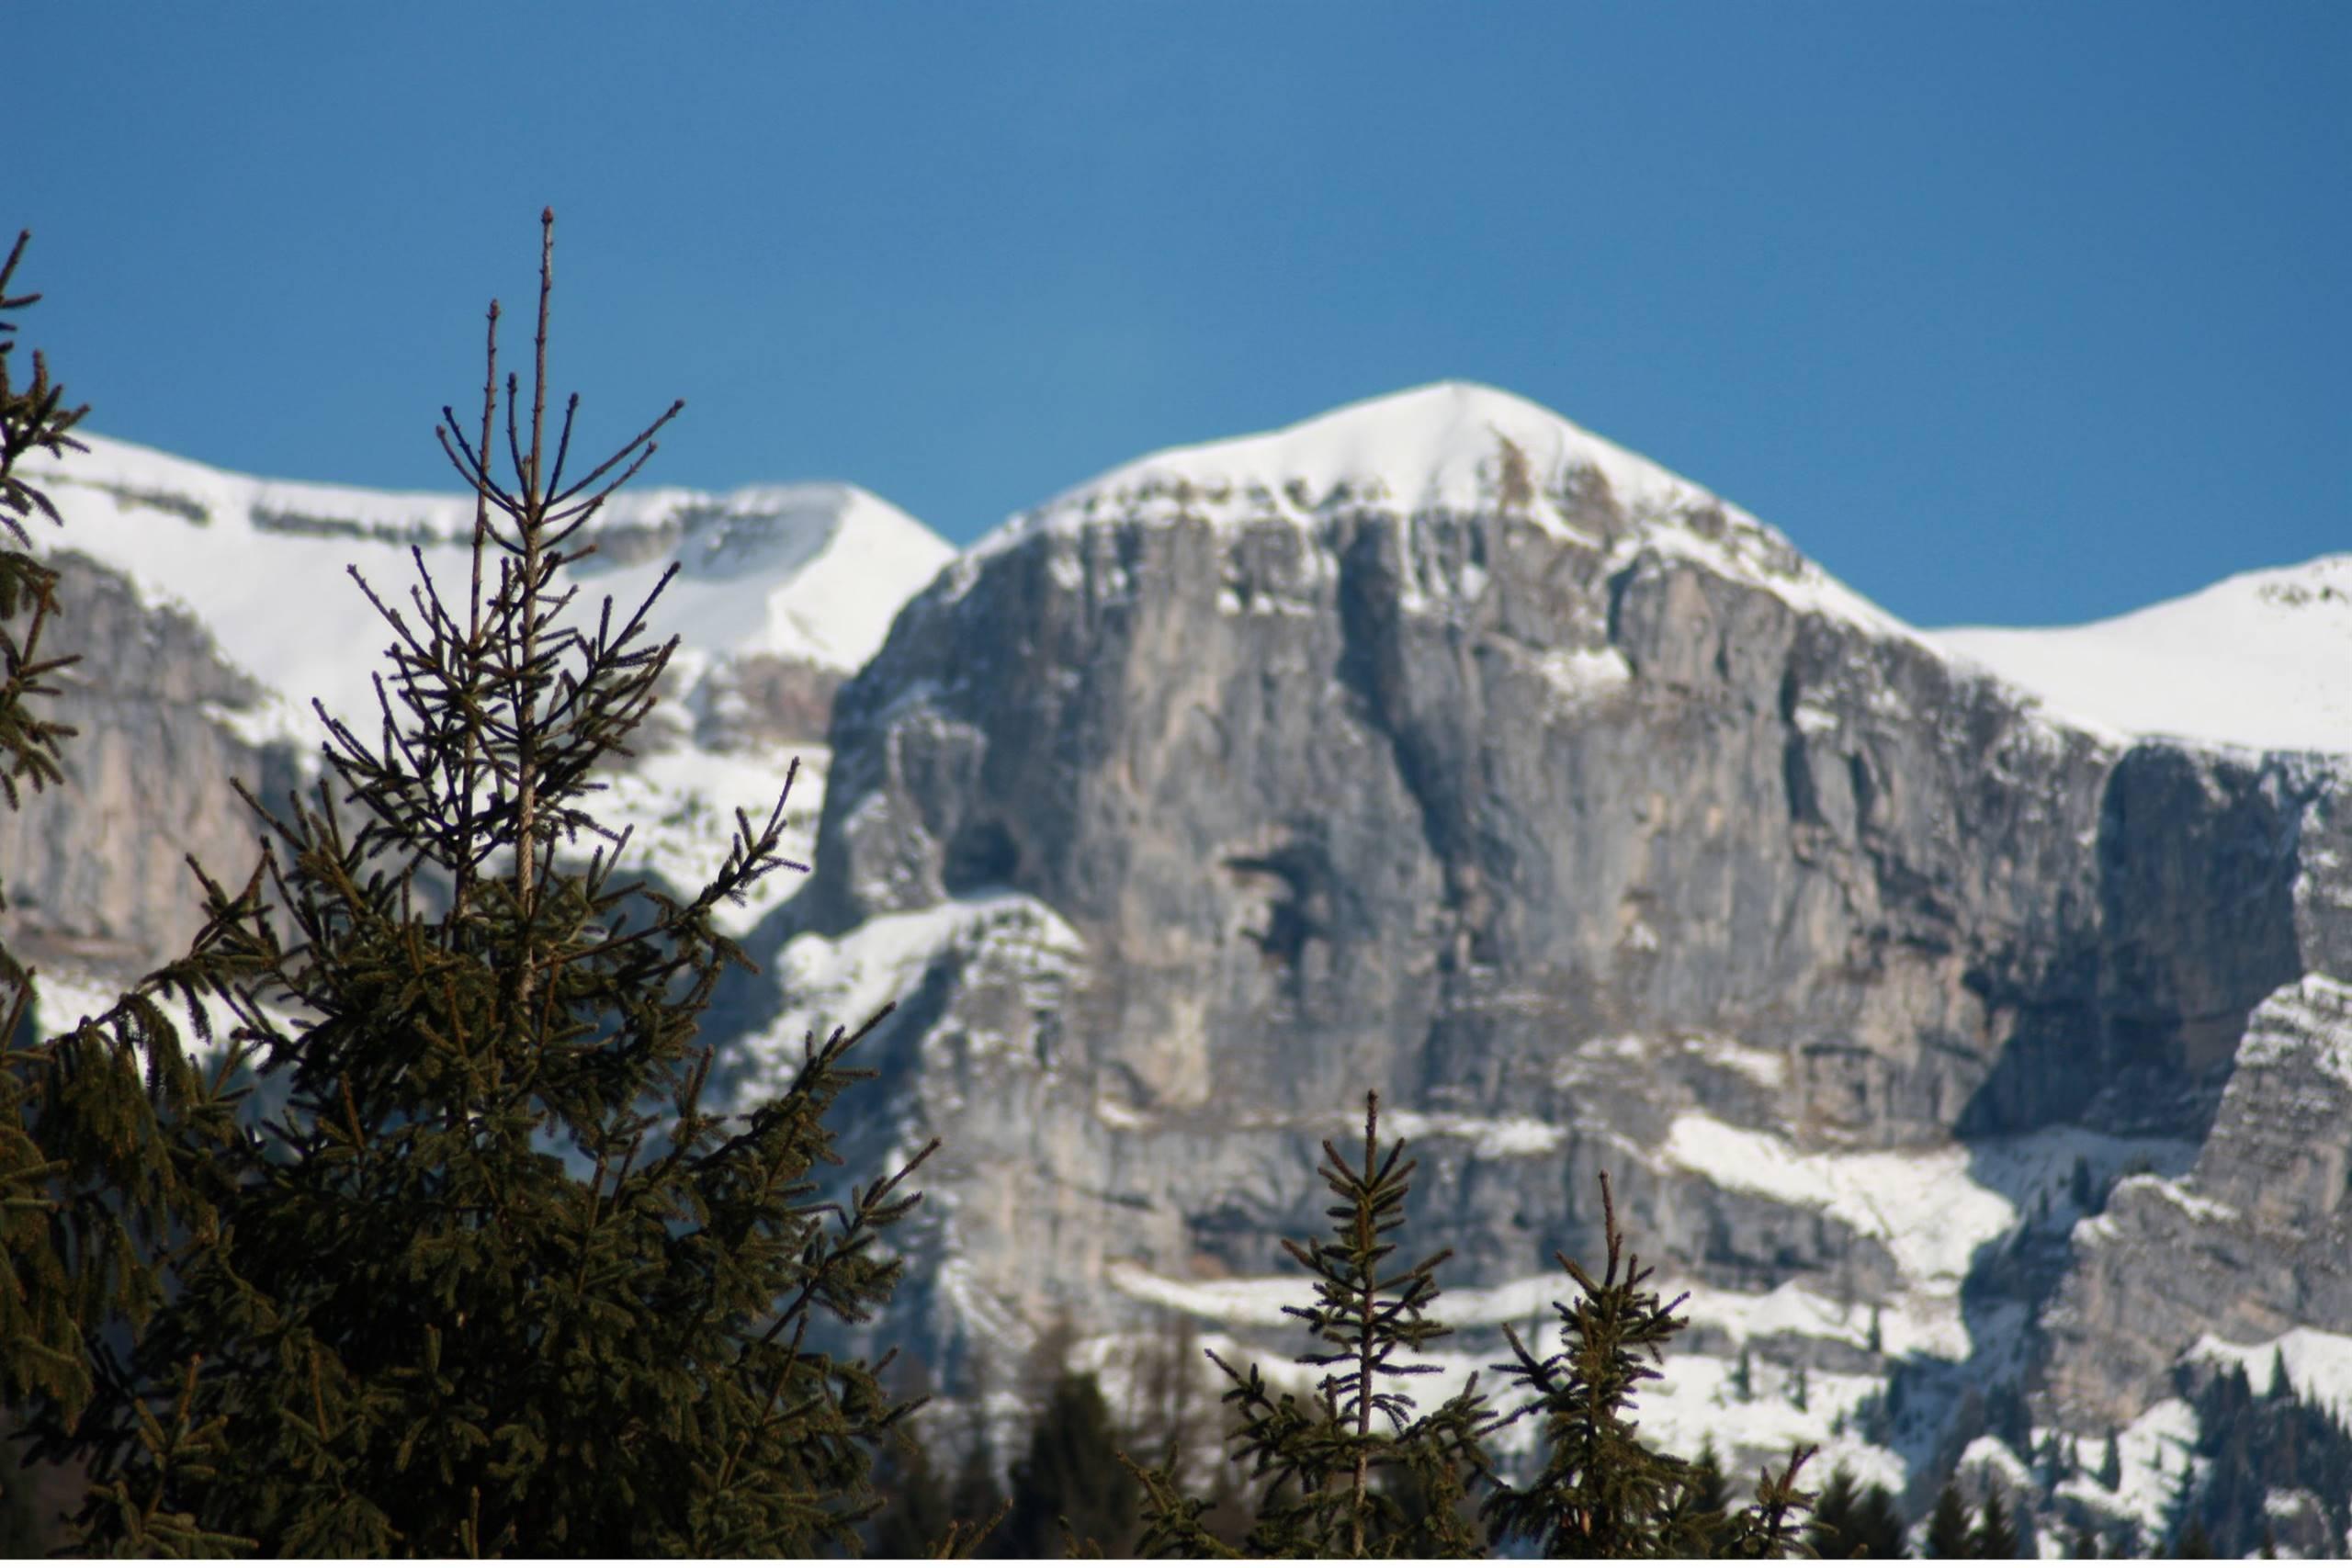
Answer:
[1, 229, 258, 1554]
[945, 1414, 1010, 1554]
[1925, 1480, 1972, 1558]
[1867, 1303, 1883, 1357]
[1486, 1171, 1815, 1557]
[868, 1414, 956, 1558]
[1806, 1463, 1860, 1557]
[2037, 1431, 2064, 1487]
[868, 1359, 956, 1557]
[22, 212, 931, 1555]
[0, 228, 85, 819]
[1732, 1343, 1756, 1403]
[1849, 1482, 1906, 1558]
[2173, 1516, 2213, 1558]
[1483, 1169, 1695, 1556]
[1125, 1091, 1494, 1558]
[1971, 1488, 2018, 1558]
[2098, 1429, 2122, 1490]
[1790, 1362, 1811, 1414]
[2066, 1519, 2099, 1558]
[1005, 1370, 1143, 1555]
[1687, 1434, 1731, 1517]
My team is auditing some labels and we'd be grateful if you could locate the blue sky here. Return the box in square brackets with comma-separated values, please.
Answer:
[13, 4, 2346, 627]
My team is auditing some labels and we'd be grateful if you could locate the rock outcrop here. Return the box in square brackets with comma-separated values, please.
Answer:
[0, 551, 302, 971]
[2041, 972, 2352, 1427]
[745, 383, 2352, 1481]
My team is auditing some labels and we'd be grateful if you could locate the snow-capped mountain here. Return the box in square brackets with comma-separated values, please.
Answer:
[747, 381, 2352, 1551]
[15, 384, 2352, 1552]
[1933, 556, 2352, 755]
[17, 432, 951, 750]
[5, 431, 953, 950]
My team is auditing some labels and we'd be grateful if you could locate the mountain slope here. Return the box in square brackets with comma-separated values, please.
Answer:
[17, 433, 951, 747]
[6, 432, 953, 954]
[1932, 556, 2352, 755]
[713, 381, 2352, 1545]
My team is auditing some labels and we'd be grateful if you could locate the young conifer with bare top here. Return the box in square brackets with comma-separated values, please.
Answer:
[22, 212, 929, 1556]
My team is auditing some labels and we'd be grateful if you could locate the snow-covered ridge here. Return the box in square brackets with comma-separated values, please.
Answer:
[1931, 555, 2352, 757]
[964, 380, 1911, 638]
[19, 431, 955, 745]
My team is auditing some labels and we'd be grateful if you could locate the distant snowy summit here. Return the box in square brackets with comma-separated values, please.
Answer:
[18, 432, 956, 746]
[1930, 557, 2352, 757]
[967, 380, 1901, 636]
[968, 378, 2352, 761]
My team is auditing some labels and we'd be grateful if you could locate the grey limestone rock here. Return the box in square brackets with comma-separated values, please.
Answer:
[750, 397, 2352, 1472]
[2040, 971, 2352, 1428]
[0, 551, 304, 974]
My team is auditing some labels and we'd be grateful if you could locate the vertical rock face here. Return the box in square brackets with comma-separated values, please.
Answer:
[755, 384, 2345, 1438]
[2041, 974, 2352, 1427]
[0, 552, 303, 971]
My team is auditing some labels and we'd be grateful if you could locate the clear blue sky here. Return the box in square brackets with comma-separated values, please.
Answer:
[14, 4, 2346, 627]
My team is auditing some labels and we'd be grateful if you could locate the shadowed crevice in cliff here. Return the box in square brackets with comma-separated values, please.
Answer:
[1333, 523, 1455, 861]
[1960, 747, 2312, 1143]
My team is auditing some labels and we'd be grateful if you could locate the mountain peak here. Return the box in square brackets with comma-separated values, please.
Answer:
[963, 381, 1905, 641]
[999, 380, 1708, 544]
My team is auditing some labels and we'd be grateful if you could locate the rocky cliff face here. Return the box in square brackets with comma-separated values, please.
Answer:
[2042, 970, 2352, 1427]
[0, 551, 302, 972]
[730, 383, 2352, 1519]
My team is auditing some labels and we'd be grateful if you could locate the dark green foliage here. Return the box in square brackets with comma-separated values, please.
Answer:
[1867, 1304, 1883, 1357]
[2172, 1516, 2212, 1558]
[0, 1439, 36, 1559]
[1715, 1448, 1822, 1559]
[0, 231, 261, 1554]
[22, 213, 928, 1556]
[1925, 1480, 1971, 1558]
[945, 1418, 1009, 1555]
[2098, 1429, 2121, 1491]
[1484, 1169, 1697, 1555]
[1485, 1171, 1815, 1558]
[1970, 1488, 2017, 1558]
[1790, 1362, 1810, 1414]
[1003, 1371, 1141, 1555]
[1124, 1311, 1252, 1546]
[2070, 1156, 2095, 1215]
[1731, 1343, 1756, 1403]
[1125, 1092, 1495, 1558]
[1685, 1434, 1730, 1517]
[869, 1415, 956, 1558]
[1805, 1464, 1859, 1557]
[1118, 1127, 1821, 1558]
[2066, 1520, 2099, 1558]
[0, 229, 88, 818]
[2177, 1354, 2352, 1555]
[1848, 1482, 1906, 1558]
[1806, 1467, 1906, 1560]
